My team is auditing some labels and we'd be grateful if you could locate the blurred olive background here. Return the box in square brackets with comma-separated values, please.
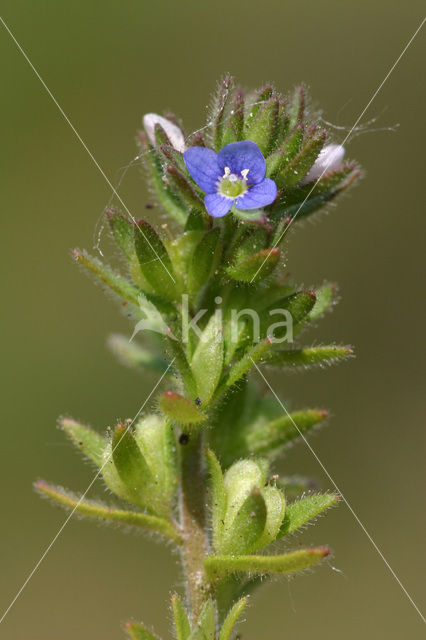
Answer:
[1, 1, 425, 638]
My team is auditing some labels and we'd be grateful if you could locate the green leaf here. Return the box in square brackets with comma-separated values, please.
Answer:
[72, 249, 140, 305]
[172, 594, 191, 640]
[277, 130, 326, 190]
[264, 291, 316, 341]
[279, 475, 317, 497]
[125, 621, 161, 640]
[106, 208, 135, 260]
[226, 249, 280, 283]
[219, 487, 267, 555]
[107, 334, 169, 374]
[198, 600, 216, 640]
[59, 417, 105, 467]
[167, 230, 204, 281]
[134, 220, 177, 301]
[245, 409, 328, 457]
[245, 97, 279, 155]
[266, 124, 305, 178]
[111, 423, 154, 508]
[166, 338, 198, 399]
[166, 165, 205, 212]
[138, 134, 187, 226]
[205, 449, 227, 552]
[218, 597, 248, 640]
[266, 345, 353, 369]
[134, 415, 178, 510]
[159, 392, 206, 425]
[308, 283, 337, 320]
[34, 481, 182, 544]
[225, 338, 272, 389]
[187, 228, 222, 299]
[288, 86, 305, 129]
[204, 547, 330, 582]
[278, 493, 339, 537]
[191, 313, 224, 404]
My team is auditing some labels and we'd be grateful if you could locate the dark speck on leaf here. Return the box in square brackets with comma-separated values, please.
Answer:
[195, 397, 202, 406]
[179, 433, 189, 445]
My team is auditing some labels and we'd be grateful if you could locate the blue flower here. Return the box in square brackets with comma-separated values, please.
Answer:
[183, 141, 277, 218]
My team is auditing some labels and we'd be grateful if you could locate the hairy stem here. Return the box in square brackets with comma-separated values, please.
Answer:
[179, 430, 209, 620]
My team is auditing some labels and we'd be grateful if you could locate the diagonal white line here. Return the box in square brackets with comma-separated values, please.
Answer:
[0, 358, 175, 625]
[250, 16, 426, 283]
[0, 16, 176, 284]
[251, 358, 426, 623]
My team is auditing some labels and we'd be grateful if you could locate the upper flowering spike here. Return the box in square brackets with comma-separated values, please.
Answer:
[301, 144, 345, 184]
[183, 141, 277, 218]
[143, 113, 187, 152]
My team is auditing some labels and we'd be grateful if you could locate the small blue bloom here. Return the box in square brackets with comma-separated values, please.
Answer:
[183, 141, 277, 218]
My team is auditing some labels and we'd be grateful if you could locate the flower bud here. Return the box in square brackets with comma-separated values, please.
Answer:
[143, 113, 186, 152]
[301, 144, 345, 184]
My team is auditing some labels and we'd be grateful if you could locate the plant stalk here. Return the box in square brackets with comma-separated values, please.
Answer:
[179, 430, 209, 620]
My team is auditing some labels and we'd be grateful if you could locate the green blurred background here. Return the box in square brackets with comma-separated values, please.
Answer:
[1, 2, 425, 638]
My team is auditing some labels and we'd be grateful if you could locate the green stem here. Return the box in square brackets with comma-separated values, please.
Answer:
[179, 429, 209, 620]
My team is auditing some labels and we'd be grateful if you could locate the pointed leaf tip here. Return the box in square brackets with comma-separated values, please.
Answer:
[159, 391, 206, 425]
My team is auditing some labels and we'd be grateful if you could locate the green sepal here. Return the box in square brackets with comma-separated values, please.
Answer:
[212, 75, 233, 150]
[205, 448, 227, 552]
[216, 460, 285, 556]
[107, 334, 169, 374]
[59, 417, 105, 467]
[278, 493, 339, 537]
[272, 162, 362, 223]
[185, 209, 209, 231]
[166, 338, 198, 400]
[167, 230, 204, 281]
[197, 600, 215, 640]
[166, 165, 205, 212]
[227, 89, 244, 141]
[226, 248, 280, 283]
[308, 283, 337, 320]
[138, 133, 187, 226]
[266, 345, 353, 369]
[224, 338, 272, 389]
[190, 313, 224, 404]
[187, 228, 222, 299]
[245, 408, 328, 458]
[124, 621, 161, 640]
[288, 86, 305, 130]
[277, 130, 326, 190]
[245, 84, 273, 124]
[134, 415, 178, 510]
[107, 208, 135, 260]
[72, 249, 140, 306]
[159, 391, 206, 425]
[172, 594, 191, 640]
[245, 97, 279, 155]
[264, 290, 316, 339]
[134, 220, 177, 301]
[266, 124, 304, 178]
[158, 143, 187, 175]
[111, 423, 155, 508]
[34, 481, 182, 544]
[218, 597, 248, 640]
[204, 546, 330, 583]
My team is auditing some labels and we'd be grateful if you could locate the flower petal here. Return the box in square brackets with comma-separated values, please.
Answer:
[183, 147, 221, 193]
[204, 194, 233, 218]
[301, 144, 345, 184]
[143, 113, 186, 152]
[217, 141, 266, 185]
[235, 178, 277, 210]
